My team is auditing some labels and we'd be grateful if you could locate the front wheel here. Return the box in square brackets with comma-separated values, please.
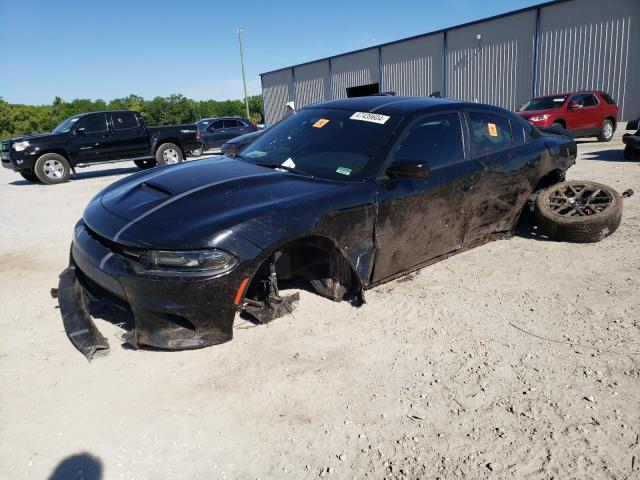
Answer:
[535, 180, 622, 243]
[155, 143, 184, 166]
[134, 159, 157, 169]
[624, 145, 638, 161]
[597, 119, 614, 142]
[34, 153, 71, 184]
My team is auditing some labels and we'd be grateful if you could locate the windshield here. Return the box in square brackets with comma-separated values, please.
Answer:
[53, 115, 81, 133]
[238, 108, 400, 181]
[519, 96, 567, 111]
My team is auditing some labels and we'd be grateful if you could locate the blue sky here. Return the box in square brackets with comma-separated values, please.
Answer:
[0, 0, 542, 105]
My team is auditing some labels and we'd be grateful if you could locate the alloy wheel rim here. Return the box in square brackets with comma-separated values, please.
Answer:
[43, 159, 65, 179]
[604, 122, 613, 139]
[546, 183, 612, 217]
[163, 148, 180, 164]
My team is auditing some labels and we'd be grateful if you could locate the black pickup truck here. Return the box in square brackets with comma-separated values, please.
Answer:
[1, 110, 200, 184]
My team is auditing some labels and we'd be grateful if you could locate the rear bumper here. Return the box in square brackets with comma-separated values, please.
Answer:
[59, 221, 248, 359]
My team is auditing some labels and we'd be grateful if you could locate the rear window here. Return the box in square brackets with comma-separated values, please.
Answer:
[600, 92, 616, 104]
[467, 112, 513, 158]
[111, 112, 138, 130]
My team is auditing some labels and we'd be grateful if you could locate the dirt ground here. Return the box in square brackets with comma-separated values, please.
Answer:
[1, 127, 638, 480]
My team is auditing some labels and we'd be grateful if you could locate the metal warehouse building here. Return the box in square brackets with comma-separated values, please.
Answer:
[260, 0, 639, 125]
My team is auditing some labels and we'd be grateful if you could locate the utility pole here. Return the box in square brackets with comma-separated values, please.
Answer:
[236, 27, 250, 120]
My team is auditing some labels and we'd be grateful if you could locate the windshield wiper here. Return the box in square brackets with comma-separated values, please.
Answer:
[252, 161, 311, 177]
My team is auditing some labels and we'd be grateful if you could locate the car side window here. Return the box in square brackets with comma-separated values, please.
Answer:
[569, 94, 584, 107]
[111, 112, 138, 130]
[582, 94, 598, 107]
[210, 120, 225, 130]
[224, 119, 240, 129]
[77, 114, 107, 133]
[467, 112, 513, 158]
[511, 121, 527, 146]
[392, 112, 464, 170]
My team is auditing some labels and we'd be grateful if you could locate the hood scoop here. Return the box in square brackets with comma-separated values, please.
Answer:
[141, 181, 173, 196]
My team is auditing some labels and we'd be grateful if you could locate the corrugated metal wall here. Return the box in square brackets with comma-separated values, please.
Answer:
[330, 49, 380, 99]
[262, 68, 293, 126]
[381, 34, 444, 97]
[536, 0, 640, 119]
[294, 60, 330, 109]
[446, 10, 536, 111]
[261, 0, 640, 124]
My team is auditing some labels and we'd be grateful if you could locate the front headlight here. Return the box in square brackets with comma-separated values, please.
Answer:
[12, 141, 30, 152]
[530, 114, 550, 122]
[148, 249, 237, 273]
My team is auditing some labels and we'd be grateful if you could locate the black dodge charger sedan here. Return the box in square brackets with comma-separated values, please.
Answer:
[58, 96, 576, 358]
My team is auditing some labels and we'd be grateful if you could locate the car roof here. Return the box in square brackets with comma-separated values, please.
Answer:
[304, 96, 513, 117]
[532, 90, 605, 98]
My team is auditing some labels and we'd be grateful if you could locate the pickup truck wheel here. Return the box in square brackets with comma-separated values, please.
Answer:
[535, 180, 622, 243]
[597, 119, 614, 142]
[34, 153, 71, 184]
[156, 143, 183, 166]
[189, 144, 204, 158]
[134, 159, 157, 169]
[19, 171, 40, 183]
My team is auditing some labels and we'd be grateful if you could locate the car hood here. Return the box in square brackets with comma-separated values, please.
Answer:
[517, 110, 554, 119]
[94, 157, 345, 246]
[10, 132, 65, 143]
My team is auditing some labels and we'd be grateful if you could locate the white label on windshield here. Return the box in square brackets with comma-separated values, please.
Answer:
[553, 98, 565, 102]
[350, 112, 390, 124]
[281, 158, 296, 168]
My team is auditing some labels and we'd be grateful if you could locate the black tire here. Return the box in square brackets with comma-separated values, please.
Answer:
[189, 143, 204, 158]
[597, 119, 615, 142]
[552, 121, 565, 129]
[624, 145, 638, 161]
[535, 180, 622, 243]
[19, 170, 40, 183]
[134, 159, 157, 169]
[155, 143, 184, 166]
[34, 153, 71, 184]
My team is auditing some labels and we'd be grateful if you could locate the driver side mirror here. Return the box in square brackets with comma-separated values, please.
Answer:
[567, 101, 580, 110]
[386, 160, 430, 178]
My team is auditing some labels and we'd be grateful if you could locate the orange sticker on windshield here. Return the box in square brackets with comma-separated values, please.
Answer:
[313, 118, 330, 128]
[487, 123, 498, 136]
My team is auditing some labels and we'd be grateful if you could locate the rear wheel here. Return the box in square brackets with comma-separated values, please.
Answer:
[155, 143, 183, 166]
[134, 159, 157, 169]
[34, 153, 71, 184]
[597, 119, 614, 142]
[19, 170, 39, 183]
[535, 180, 622, 243]
[189, 143, 204, 158]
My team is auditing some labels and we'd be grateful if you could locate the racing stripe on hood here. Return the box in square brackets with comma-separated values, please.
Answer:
[113, 172, 273, 241]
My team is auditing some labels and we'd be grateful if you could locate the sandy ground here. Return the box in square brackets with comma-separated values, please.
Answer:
[1, 128, 639, 480]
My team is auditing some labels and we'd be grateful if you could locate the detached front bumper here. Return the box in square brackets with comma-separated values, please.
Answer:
[59, 221, 253, 360]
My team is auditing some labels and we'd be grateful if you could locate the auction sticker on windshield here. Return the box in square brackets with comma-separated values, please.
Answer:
[313, 118, 330, 128]
[350, 112, 390, 124]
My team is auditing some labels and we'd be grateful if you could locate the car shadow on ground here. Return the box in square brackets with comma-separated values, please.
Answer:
[578, 149, 627, 162]
[8, 166, 141, 186]
[514, 211, 551, 242]
[48, 452, 103, 480]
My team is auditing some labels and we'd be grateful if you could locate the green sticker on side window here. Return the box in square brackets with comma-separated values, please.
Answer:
[336, 167, 352, 176]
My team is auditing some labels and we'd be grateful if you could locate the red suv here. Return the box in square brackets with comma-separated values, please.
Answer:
[517, 91, 618, 142]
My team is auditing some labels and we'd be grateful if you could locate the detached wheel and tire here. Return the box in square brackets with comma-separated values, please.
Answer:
[34, 153, 71, 184]
[597, 119, 615, 142]
[134, 159, 157, 169]
[19, 171, 40, 183]
[155, 143, 184, 166]
[535, 180, 622, 243]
